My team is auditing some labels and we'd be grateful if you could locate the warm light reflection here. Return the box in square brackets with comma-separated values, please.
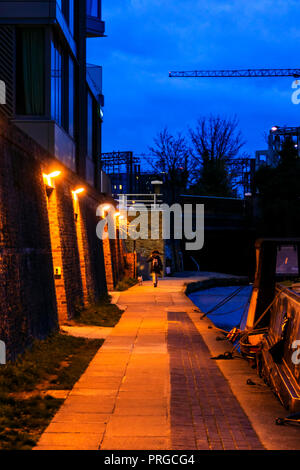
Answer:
[48, 171, 61, 178]
[73, 188, 85, 195]
[43, 170, 61, 188]
[72, 188, 85, 201]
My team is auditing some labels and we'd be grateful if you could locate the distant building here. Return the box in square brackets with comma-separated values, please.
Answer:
[256, 126, 300, 168]
[0, 0, 105, 189]
[101, 151, 160, 196]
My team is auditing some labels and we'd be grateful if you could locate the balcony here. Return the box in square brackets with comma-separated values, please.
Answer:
[0, 1, 77, 56]
[86, 0, 105, 37]
[86, 64, 104, 106]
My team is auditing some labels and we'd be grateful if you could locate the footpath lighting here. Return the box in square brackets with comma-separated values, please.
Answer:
[72, 187, 85, 201]
[48, 171, 61, 178]
[43, 170, 61, 188]
[100, 204, 112, 217]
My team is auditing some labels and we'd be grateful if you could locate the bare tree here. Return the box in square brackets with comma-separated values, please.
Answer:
[190, 115, 245, 163]
[148, 128, 196, 201]
[189, 115, 246, 196]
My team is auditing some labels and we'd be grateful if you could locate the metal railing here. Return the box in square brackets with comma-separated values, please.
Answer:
[114, 193, 163, 210]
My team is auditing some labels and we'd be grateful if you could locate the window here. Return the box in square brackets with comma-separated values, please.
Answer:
[69, 0, 74, 36]
[87, 0, 99, 17]
[68, 57, 75, 137]
[51, 40, 63, 126]
[57, 0, 74, 36]
[87, 92, 93, 158]
[276, 245, 299, 275]
[16, 28, 45, 115]
[86, 92, 95, 185]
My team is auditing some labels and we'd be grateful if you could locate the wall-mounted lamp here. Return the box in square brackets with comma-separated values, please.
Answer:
[99, 204, 112, 218]
[43, 170, 61, 189]
[72, 187, 85, 201]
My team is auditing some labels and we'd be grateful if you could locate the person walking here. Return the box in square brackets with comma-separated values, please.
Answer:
[147, 250, 163, 287]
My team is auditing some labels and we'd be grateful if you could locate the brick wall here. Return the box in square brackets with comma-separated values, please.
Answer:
[0, 121, 58, 360]
[124, 211, 165, 279]
[124, 252, 137, 279]
[102, 234, 127, 292]
[0, 116, 116, 360]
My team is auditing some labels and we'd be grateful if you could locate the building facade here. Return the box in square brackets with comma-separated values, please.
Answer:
[0, 0, 104, 189]
[0, 1, 131, 360]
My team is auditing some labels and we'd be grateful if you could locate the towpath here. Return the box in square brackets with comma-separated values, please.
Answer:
[35, 275, 298, 450]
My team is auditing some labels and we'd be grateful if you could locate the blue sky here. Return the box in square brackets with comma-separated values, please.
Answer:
[87, 0, 300, 158]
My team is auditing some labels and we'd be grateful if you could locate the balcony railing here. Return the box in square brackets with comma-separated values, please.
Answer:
[86, 64, 103, 104]
[86, 0, 105, 37]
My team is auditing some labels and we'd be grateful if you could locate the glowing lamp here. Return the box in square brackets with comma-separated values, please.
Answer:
[48, 171, 61, 178]
[43, 170, 61, 189]
[73, 188, 85, 195]
[72, 187, 85, 201]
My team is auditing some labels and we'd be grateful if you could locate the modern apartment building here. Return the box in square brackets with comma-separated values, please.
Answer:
[0, 0, 105, 189]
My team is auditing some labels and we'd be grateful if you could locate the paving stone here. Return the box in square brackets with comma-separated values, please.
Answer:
[37, 432, 103, 450]
[44, 422, 107, 434]
[100, 437, 170, 450]
[105, 415, 169, 437]
[52, 412, 109, 424]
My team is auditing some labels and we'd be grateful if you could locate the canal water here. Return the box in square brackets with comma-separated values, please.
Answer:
[189, 285, 253, 331]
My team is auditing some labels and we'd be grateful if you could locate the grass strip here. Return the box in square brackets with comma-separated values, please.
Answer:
[0, 333, 102, 449]
[71, 295, 124, 327]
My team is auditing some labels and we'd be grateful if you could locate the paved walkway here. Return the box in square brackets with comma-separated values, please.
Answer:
[35, 277, 264, 450]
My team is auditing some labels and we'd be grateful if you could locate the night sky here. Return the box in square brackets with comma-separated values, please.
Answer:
[87, 0, 300, 159]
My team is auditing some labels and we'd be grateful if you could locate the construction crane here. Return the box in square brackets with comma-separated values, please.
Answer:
[169, 68, 300, 78]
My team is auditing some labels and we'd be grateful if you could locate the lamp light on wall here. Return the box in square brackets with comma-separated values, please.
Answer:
[43, 170, 62, 189]
[100, 204, 112, 217]
[72, 187, 85, 201]
[72, 188, 85, 222]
